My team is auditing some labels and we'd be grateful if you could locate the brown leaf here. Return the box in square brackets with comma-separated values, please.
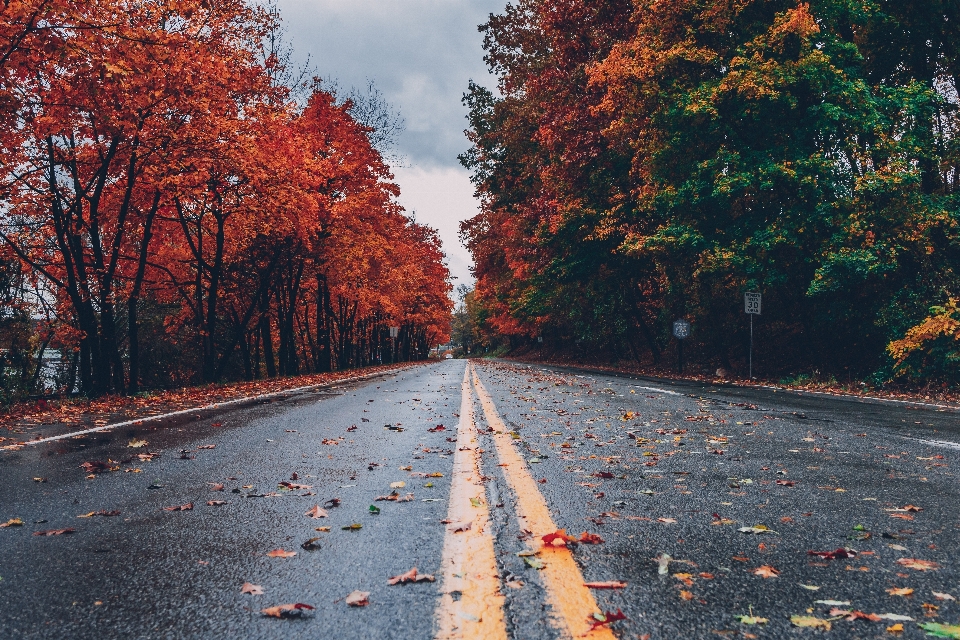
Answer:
[209, 483, 224, 491]
[279, 482, 312, 490]
[345, 590, 370, 606]
[752, 565, 780, 578]
[162, 503, 193, 512]
[206, 500, 227, 506]
[261, 603, 313, 617]
[266, 549, 297, 558]
[387, 567, 435, 585]
[197, 444, 216, 449]
[33, 528, 75, 536]
[579, 532, 604, 544]
[77, 510, 120, 518]
[897, 558, 939, 571]
[305, 505, 328, 518]
[0, 518, 24, 527]
[887, 587, 914, 596]
[241, 582, 264, 595]
[584, 581, 627, 589]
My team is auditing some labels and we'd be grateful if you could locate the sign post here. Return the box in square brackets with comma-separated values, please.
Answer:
[743, 293, 761, 379]
[672, 319, 691, 374]
[389, 326, 399, 363]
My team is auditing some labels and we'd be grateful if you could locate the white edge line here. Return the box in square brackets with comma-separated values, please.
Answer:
[901, 436, 960, 451]
[11, 368, 408, 448]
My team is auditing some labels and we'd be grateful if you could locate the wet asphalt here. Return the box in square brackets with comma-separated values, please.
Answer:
[1, 359, 958, 639]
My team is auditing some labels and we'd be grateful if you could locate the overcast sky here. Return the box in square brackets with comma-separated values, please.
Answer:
[274, 0, 506, 289]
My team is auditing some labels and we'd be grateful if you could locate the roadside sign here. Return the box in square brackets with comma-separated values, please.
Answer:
[744, 292, 761, 315]
[672, 319, 690, 340]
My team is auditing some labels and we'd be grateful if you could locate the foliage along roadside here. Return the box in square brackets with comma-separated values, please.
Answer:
[0, 1, 451, 401]
[459, 0, 960, 385]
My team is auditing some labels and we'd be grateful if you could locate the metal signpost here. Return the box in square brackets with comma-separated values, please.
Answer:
[744, 292, 761, 379]
[672, 319, 690, 374]
[389, 326, 399, 363]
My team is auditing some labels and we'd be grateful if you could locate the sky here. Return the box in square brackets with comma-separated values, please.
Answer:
[274, 0, 507, 290]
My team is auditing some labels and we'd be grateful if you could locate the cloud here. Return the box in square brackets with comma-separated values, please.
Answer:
[274, 0, 503, 287]
[275, 0, 502, 168]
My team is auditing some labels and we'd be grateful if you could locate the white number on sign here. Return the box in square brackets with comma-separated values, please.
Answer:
[744, 292, 761, 315]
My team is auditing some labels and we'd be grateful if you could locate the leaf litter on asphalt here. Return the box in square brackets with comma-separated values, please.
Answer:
[387, 567, 435, 585]
[261, 603, 314, 618]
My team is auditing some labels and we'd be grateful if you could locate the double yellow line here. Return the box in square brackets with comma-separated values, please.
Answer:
[434, 363, 617, 640]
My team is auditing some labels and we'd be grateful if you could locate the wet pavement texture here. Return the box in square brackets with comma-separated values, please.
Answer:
[1, 359, 958, 639]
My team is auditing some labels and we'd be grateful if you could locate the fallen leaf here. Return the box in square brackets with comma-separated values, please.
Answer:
[736, 615, 768, 625]
[897, 558, 939, 571]
[197, 444, 216, 450]
[579, 532, 604, 544]
[816, 600, 851, 606]
[305, 506, 328, 519]
[887, 623, 904, 633]
[345, 591, 370, 607]
[739, 525, 777, 535]
[808, 548, 857, 560]
[920, 623, 960, 639]
[775, 480, 796, 487]
[127, 439, 148, 448]
[799, 584, 821, 591]
[77, 510, 120, 518]
[674, 572, 694, 587]
[589, 609, 627, 629]
[542, 530, 577, 547]
[207, 500, 227, 506]
[369, 505, 381, 515]
[261, 603, 314, 618]
[278, 482, 312, 491]
[790, 615, 831, 630]
[162, 503, 193, 512]
[33, 528, 75, 536]
[887, 587, 914, 596]
[752, 565, 780, 578]
[209, 483, 225, 491]
[679, 590, 694, 601]
[933, 592, 956, 601]
[0, 518, 24, 527]
[448, 521, 472, 533]
[266, 549, 297, 558]
[658, 517, 677, 524]
[342, 523, 362, 531]
[390, 481, 406, 489]
[523, 556, 545, 569]
[241, 582, 264, 595]
[301, 537, 322, 551]
[388, 567, 435, 585]
[584, 581, 626, 589]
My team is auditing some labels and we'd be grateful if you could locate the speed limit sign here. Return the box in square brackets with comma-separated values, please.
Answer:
[744, 292, 761, 315]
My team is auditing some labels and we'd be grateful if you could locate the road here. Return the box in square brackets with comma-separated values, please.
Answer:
[1, 359, 958, 639]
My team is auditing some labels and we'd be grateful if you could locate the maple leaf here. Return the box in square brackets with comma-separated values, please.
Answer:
[305, 506, 328, 518]
[266, 549, 297, 558]
[345, 591, 370, 606]
[162, 503, 193, 512]
[751, 565, 779, 578]
[33, 528, 76, 536]
[897, 558, 939, 571]
[387, 567, 435, 585]
[791, 615, 831, 630]
[241, 582, 264, 595]
[261, 603, 314, 618]
[579, 532, 604, 544]
[589, 609, 627, 630]
[542, 529, 578, 547]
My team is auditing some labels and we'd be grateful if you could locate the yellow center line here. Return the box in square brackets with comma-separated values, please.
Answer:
[471, 364, 618, 640]
[434, 364, 508, 640]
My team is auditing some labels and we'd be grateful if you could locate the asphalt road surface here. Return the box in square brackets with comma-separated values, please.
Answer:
[1, 359, 958, 639]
